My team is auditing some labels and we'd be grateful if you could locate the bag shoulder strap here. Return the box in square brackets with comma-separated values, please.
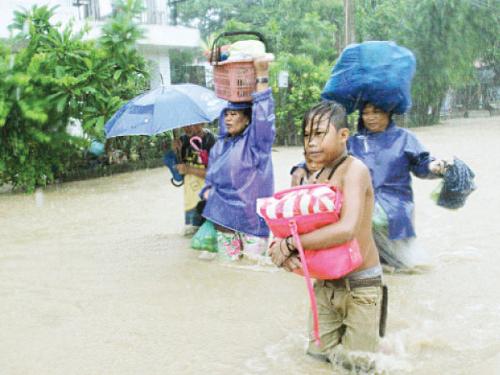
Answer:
[326, 154, 350, 180]
[289, 220, 321, 346]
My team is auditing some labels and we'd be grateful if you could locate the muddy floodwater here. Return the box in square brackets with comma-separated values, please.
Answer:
[1, 116, 499, 374]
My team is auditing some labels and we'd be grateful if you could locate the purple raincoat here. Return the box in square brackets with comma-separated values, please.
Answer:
[201, 89, 275, 237]
[348, 120, 437, 240]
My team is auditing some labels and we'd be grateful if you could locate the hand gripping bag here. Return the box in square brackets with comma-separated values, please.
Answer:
[257, 184, 363, 345]
[321, 41, 416, 114]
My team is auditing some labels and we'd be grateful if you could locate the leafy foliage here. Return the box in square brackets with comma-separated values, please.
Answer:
[84, 0, 149, 138]
[177, 0, 343, 63]
[271, 54, 331, 144]
[0, 5, 85, 191]
[0, 1, 150, 191]
[1, 0, 498, 191]
[180, 0, 498, 127]
[357, 0, 500, 125]
[176, 0, 343, 145]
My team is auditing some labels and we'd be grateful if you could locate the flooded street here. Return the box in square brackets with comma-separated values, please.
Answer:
[1, 116, 499, 374]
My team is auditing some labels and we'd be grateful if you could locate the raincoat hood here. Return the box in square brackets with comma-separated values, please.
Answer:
[225, 101, 252, 111]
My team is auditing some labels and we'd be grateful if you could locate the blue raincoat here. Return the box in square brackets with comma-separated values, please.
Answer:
[349, 120, 436, 240]
[201, 89, 275, 237]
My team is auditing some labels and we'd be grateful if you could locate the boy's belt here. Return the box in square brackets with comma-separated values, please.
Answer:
[320, 276, 388, 338]
[320, 275, 383, 290]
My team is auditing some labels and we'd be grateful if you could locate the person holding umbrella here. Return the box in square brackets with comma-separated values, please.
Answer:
[173, 123, 216, 236]
[200, 58, 275, 260]
[103, 83, 226, 236]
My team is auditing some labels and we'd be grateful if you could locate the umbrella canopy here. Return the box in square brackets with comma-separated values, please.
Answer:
[104, 84, 227, 138]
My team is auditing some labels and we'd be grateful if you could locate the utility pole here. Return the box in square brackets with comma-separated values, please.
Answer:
[343, 0, 356, 48]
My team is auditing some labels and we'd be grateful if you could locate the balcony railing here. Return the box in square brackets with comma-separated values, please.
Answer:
[72, 0, 169, 25]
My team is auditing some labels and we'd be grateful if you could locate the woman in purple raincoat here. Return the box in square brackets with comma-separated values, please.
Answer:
[201, 59, 275, 260]
[349, 103, 445, 271]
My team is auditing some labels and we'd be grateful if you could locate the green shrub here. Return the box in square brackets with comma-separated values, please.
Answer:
[0, 1, 150, 192]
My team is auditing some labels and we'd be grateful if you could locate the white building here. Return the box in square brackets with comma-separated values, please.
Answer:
[0, 0, 202, 87]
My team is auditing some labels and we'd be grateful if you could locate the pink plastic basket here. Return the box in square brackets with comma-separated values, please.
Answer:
[213, 59, 256, 102]
[210, 31, 267, 102]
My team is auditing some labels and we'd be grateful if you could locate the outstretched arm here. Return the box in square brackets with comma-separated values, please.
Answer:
[249, 59, 275, 154]
[406, 133, 445, 178]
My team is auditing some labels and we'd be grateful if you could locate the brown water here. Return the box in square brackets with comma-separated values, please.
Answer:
[1, 116, 499, 375]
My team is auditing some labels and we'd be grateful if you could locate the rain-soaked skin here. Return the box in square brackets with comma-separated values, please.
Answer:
[1, 116, 499, 374]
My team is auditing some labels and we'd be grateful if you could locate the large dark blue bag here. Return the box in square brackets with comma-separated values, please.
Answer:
[321, 41, 416, 114]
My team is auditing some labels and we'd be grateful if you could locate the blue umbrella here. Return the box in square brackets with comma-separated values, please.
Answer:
[104, 84, 227, 138]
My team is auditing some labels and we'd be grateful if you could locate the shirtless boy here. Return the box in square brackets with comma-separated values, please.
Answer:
[269, 101, 384, 367]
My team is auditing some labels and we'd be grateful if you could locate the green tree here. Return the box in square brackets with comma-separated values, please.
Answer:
[271, 54, 331, 144]
[176, 0, 343, 144]
[357, 0, 499, 125]
[177, 0, 497, 128]
[178, 0, 343, 63]
[402, 0, 476, 124]
[82, 0, 149, 139]
[0, 5, 89, 191]
[0, 0, 150, 191]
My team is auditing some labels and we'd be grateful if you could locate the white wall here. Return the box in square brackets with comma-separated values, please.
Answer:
[142, 47, 171, 88]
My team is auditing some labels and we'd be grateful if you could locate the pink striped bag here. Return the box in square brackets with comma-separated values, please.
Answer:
[257, 184, 363, 279]
[257, 184, 363, 345]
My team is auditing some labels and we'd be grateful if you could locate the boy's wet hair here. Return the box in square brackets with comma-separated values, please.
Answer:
[302, 100, 348, 137]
